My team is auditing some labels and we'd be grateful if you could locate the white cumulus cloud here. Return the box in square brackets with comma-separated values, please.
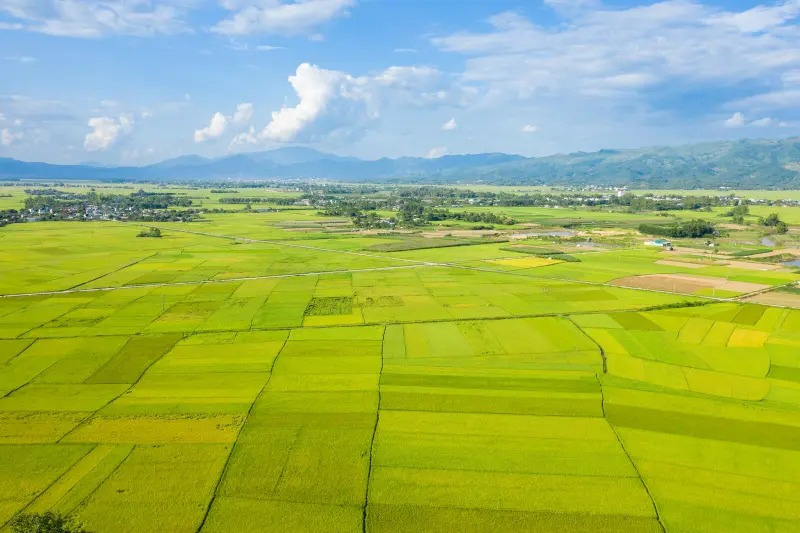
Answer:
[521, 124, 539, 133]
[212, 0, 356, 36]
[232, 102, 254, 124]
[194, 112, 229, 143]
[724, 112, 778, 127]
[245, 63, 378, 142]
[442, 117, 457, 131]
[262, 63, 359, 141]
[724, 112, 746, 127]
[750, 117, 774, 127]
[194, 103, 254, 143]
[233, 62, 467, 146]
[230, 126, 259, 147]
[1, 128, 23, 146]
[84, 115, 133, 151]
[426, 146, 447, 158]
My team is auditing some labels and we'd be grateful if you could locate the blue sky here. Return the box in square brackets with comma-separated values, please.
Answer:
[1, 0, 799, 165]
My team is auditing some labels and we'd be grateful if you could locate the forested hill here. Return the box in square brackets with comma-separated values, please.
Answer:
[449, 137, 800, 188]
[1, 137, 799, 188]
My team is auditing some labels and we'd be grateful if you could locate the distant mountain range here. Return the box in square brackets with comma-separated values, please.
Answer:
[2, 138, 800, 188]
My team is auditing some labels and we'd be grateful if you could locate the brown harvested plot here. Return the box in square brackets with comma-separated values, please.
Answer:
[421, 230, 500, 238]
[655, 260, 707, 269]
[668, 247, 732, 259]
[750, 248, 800, 259]
[720, 280, 772, 293]
[745, 291, 800, 308]
[721, 260, 786, 271]
[610, 274, 768, 295]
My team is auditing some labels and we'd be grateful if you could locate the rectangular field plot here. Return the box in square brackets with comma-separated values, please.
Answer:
[0, 412, 90, 444]
[205, 325, 382, 529]
[101, 372, 270, 415]
[369, 411, 656, 529]
[147, 331, 287, 374]
[62, 413, 244, 444]
[617, 428, 800, 532]
[366, 314, 655, 530]
[203, 497, 362, 533]
[86, 334, 182, 384]
[381, 317, 603, 418]
[0, 443, 92, 524]
[0, 384, 128, 412]
[367, 504, 662, 532]
[75, 444, 229, 533]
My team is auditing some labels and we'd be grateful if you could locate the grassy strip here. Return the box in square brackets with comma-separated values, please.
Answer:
[729, 248, 773, 257]
[500, 246, 582, 262]
[366, 239, 473, 253]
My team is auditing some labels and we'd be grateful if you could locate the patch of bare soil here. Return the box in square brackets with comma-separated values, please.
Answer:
[745, 291, 800, 308]
[750, 248, 800, 258]
[668, 247, 733, 259]
[720, 260, 786, 271]
[421, 230, 501, 238]
[655, 259, 708, 269]
[610, 273, 768, 294]
[578, 229, 632, 237]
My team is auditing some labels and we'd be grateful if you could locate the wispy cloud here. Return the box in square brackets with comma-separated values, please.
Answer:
[0, 0, 190, 38]
[212, 0, 356, 36]
[433, 1, 800, 102]
[4, 55, 36, 63]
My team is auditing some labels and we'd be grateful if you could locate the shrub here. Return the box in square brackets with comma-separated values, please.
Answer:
[136, 227, 162, 238]
[9, 512, 88, 533]
[638, 219, 715, 238]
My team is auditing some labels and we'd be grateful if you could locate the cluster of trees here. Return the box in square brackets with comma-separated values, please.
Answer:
[761, 212, 789, 234]
[24, 189, 193, 211]
[723, 204, 750, 224]
[0, 209, 24, 227]
[136, 227, 162, 238]
[420, 208, 517, 225]
[638, 219, 717, 238]
[319, 197, 517, 228]
[497, 192, 750, 211]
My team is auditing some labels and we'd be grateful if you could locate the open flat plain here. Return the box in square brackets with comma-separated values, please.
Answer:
[1, 184, 800, 532]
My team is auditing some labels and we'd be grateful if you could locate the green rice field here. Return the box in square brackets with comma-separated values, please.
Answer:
[1, 184, 800, 532]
